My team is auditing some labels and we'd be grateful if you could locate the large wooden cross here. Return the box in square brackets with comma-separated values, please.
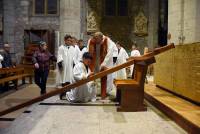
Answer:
[0, 44, 175, 116]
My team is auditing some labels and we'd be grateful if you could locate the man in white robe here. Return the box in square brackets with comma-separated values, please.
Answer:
[0, 54, 3, 68]
[66, 52, 96, 102]
[72, 37, 81, 64]
[87, 32, 116, 98]
[115, 42, 129, 79]
[78, 39, 88, 60]
[112, 41, 118, 80]
[130, 44, 141, 75]
[57, 34, 75, 99]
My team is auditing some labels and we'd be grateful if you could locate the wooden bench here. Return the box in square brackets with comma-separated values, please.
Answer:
[0, 67, 32, 90]
[114, 57, 156, 112]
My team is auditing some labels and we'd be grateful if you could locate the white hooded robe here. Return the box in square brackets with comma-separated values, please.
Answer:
[66, 62, 96, 102]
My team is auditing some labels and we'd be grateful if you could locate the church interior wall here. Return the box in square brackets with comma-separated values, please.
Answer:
[86, 0, 159, 55]
[80, 0, 90, 43]
[183, 0, 200, 44]
[147, 0, 159, 50]
[59, 0, 81, 45]
[2, 0, 59, 63]
[168, 0, 200, 45]
[0, 0, 3, 46]
[154, 0, 200, 104]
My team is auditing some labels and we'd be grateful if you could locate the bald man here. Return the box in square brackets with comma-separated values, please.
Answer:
[87, 32, 117, 99]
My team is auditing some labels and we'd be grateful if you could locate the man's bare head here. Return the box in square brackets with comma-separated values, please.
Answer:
[93, 32, 103, 44]
[4, 43, 11, 52]
[116, 41, 121, 49]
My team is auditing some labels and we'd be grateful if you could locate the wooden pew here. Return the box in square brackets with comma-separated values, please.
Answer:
[114, 57, 156, 112]
[0, 44, 175, 116]
[0, 67, 32, 90]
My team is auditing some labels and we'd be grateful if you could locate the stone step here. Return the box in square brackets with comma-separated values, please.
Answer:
[144, 83, 200, 134]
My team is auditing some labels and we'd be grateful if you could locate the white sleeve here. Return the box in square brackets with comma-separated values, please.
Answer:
[71, 47, 78, 65]
[82, 47, 88, 54]
[113, 43, 118, 57]
[0, 54, 3, 61]
[124, 49, 129, 59]
[101, 38, 115, 67]
[73, 64, 84, 81]
[137, 50, 141, 56]
[131, 50, 138, 57]
[86, 39, 91, 52]
[76, 45, 82, 62]
[57, 46, 63, 63]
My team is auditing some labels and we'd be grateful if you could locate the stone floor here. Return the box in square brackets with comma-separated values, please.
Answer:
[0, 76, 186, 134]
[0, 95, 186, 134]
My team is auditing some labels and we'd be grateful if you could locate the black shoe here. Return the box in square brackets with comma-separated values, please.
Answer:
[40, 90, 46, 95]
[59, 94, 63, 100]
[59, 93, 65, 100]
[111, 98, 118, 102]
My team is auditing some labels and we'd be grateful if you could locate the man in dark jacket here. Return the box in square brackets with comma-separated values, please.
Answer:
[0, 43, 15, 92]
[32, 41, 56, 95]
[1, 43, 14, 68]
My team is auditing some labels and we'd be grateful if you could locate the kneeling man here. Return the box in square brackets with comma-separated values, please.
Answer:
[66, 52, 96, 102]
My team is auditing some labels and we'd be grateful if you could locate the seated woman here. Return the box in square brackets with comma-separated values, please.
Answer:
[66, 52, 96, 103]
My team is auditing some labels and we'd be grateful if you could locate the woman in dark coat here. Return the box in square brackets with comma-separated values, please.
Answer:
[32, 41, 56, 95]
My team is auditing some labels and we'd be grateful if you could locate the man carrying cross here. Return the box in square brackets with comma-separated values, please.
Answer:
[87, 32, 117, 99]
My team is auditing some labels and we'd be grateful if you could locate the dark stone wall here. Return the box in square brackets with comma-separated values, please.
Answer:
[3, 0, 59, 63]
[0, 0, 3, 14]
[86, 0, 158, 55]
[0, 0, 3, 45]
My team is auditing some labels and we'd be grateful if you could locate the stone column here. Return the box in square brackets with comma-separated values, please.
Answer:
[183, 0, 200, 43]
[168, 0, 183, 45]
[0, 0, 2, 33]
[59, 0, 81, 44]
[3, 0, 29, 63]
[147, 0, 159, 49]
[54, 30, 60, 56]
[80, 0, 87, 40]
[3, 0, 15, 49]
[168, 0, 200, 44]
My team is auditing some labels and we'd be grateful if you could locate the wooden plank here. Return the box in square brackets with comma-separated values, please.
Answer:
[145, 84, 200, 133]
[0, 44, 175, 116]
[0, 74, 31, 84]
[0, 67, 24, 75]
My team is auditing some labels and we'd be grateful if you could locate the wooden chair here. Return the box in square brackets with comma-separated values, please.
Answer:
[114, 57, 156, 112]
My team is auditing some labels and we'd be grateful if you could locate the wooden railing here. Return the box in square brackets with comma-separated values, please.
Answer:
[0, 44, 175, 116]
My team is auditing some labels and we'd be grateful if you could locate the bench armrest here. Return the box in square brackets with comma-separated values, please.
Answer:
[114, 79, 139, 89]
